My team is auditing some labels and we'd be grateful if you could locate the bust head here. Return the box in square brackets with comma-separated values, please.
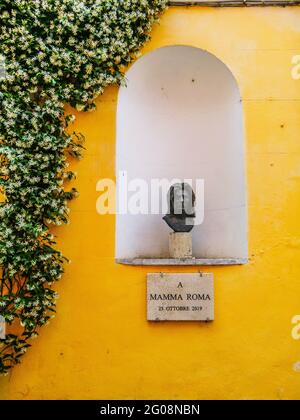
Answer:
[168, 182, 195, 218]
[163, 183, 196, 233]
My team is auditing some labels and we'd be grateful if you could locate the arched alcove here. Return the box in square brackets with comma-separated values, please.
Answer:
[116, 45, 247, 264]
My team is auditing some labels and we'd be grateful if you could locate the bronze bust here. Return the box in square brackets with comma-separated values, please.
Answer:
[163, 183, 196, 233]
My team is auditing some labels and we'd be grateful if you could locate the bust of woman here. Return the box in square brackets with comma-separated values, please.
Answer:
[163, 183, 196, 233]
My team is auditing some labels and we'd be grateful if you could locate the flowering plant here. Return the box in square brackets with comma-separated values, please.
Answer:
[0, 0, 167, 375]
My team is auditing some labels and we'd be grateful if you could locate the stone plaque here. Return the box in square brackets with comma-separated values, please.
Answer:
[147, 273, 214, 322]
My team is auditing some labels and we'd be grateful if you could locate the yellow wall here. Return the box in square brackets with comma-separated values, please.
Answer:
[1, 6, 300, 400]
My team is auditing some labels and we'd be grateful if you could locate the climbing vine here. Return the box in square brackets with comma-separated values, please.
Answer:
[0, 0, 167, 375]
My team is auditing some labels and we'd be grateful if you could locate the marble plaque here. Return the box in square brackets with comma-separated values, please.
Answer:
[147, 273, 214, 322]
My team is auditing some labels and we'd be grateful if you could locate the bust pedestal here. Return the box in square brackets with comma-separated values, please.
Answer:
[169, 232, 193, 259]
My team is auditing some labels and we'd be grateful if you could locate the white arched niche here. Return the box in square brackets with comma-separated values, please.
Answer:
[115, 46, 248, 264]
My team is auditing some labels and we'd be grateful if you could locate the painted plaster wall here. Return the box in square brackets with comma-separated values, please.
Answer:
[1, 6, 300, 400]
